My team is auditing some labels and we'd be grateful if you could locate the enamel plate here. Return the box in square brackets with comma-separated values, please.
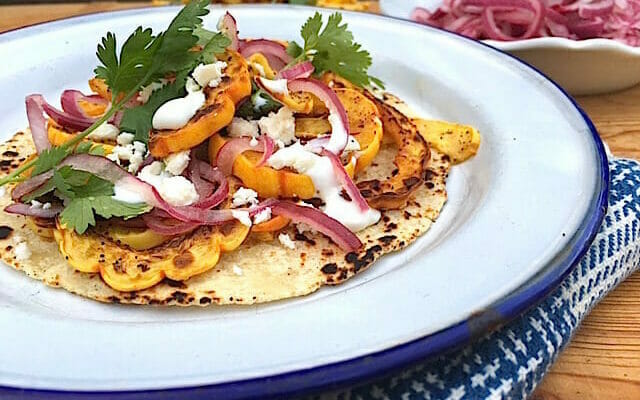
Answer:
[0, 5, 608, 399]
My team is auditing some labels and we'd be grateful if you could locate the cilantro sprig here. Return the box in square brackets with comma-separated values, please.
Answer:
[0, 0, 213, 187]
[287, 12, 383, 88]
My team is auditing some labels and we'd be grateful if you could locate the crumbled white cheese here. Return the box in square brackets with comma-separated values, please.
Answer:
[253, 207, 272, 225]
[259, 78, 289, 96]
[164, 150, 190, 176]
[344, 135, 361, 152]
[232, 187, 259, 208]
[258, 107, 296, 146]
[227, 117, 259, 138]
[231, 210, 252, 227]
[192, 61, 227, 88]
[137, 81, 164, 103]
[133, 141, 146, 154]
[0, 187, 5, 198]
[275, 139, 286, 149]
[232, 264, 243, 276]
[13, 237, 31, 261]
[30, 200, 52, 211]
[88, 122, 119, 141]
[249, 137, 259, 147]
[138, 161, 199, 206]
[107, 140, 147, 174]
[298, 201, 313, 208]
[268, 142, 317, 172]
[116, 132, 135, 146]
[278, 233, 296, 250]
[152, 90, 205, 130]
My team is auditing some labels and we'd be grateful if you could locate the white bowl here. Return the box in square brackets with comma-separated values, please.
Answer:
[380, 0, 640, 95]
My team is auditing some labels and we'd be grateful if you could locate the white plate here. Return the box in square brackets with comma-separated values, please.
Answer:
[0, 5, 607, 399]
[380, 0, 640, 95]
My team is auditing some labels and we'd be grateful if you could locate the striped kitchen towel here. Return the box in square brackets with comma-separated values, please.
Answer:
[320, 157, 640, 400]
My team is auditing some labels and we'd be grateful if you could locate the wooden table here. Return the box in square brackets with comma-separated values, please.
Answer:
[2, 2, 640, 399]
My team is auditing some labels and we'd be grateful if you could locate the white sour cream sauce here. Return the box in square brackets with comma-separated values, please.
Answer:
[268, 142, 380, 232]
[151, 90, 205, 131]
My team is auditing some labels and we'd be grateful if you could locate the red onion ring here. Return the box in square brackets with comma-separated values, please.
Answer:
[11, 170, 54, 202]
[143, 209, 199, 235]
[277, 61, 315, 80]
[269, 200, 362, 251]
[61, 90, 108, 119]
[287, 78, 350, 155]
[25, 95, 51, 154]
[190, 159, 229, 209]
[215, 135, 275, 176]
[5, 202, 63, 219]
[411, 0, 640, 45]
[41, 99, 95, 132]
[218, 11, 239, 51]
[321, 150, 369, 212]
[239, 39, 293, 71]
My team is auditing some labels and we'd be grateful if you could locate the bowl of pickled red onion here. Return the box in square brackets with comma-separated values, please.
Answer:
[380, 0, 640, 95]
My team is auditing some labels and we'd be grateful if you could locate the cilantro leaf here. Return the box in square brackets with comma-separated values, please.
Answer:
[120, 78, 186, 144]
[60, 198, 96, 235]
[153, 0, 210, 76]
[296, 12, 383, 88]
[52, 168, 74, 198]
[95, 27, 156, 98]
[200, 32, 231, 64]
[94, 0, 210, 99]
[236, 85, 282, 120]
[61, 197, 150, 234]
[74, 142, 93, 154]
[21, 180, 55, 203]
[31, 147, 72, 176]
[92, 197, 151, 220]
[286, 40, 303, 58]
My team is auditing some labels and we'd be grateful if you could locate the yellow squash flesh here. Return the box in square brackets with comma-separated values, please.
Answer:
[54, 221, 250, 292]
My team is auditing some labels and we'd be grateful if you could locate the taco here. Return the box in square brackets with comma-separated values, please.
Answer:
[0, 3, 479, 305]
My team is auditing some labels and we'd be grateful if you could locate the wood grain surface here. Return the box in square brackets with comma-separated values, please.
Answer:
[1, 2, 640, 399]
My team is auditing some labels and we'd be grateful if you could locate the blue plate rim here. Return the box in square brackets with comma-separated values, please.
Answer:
[0, 5, 609, 400]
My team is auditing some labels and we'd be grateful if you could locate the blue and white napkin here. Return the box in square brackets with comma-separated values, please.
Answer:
[325, 158, 640, 399]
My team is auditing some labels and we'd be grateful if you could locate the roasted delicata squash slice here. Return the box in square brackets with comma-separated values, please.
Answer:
[88, 77, 111, 101]
[356, 94, 430, 210]
[375, 92, 481, 164]
[208, 88, 380, 198]
[54, 220, 250, 292]
[414, 119, 480, 164]
[149, 50, 252, 158]
[323, 73, 431, 210]
[47, 121, 114, 154]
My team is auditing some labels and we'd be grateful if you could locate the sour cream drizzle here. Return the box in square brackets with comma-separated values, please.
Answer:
[268, 142, 380, 232]
[151, 89, 205, 131]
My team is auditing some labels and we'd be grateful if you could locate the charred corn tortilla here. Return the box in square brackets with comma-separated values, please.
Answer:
[0, 128, 449, 306]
